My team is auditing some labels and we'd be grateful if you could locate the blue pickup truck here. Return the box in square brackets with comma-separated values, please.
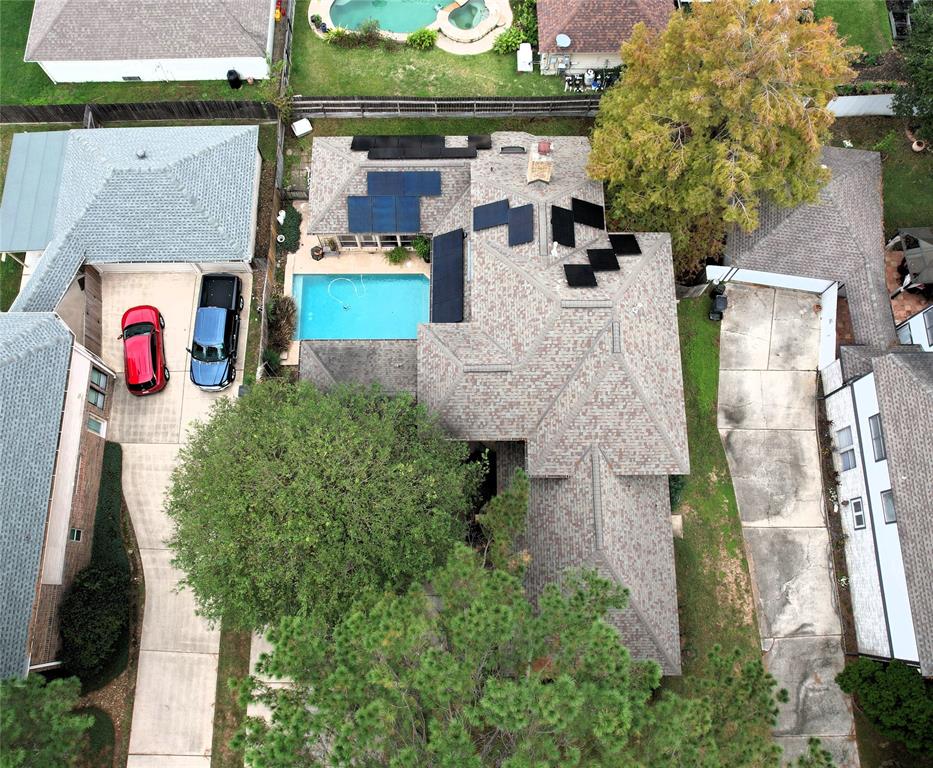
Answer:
[188, 273, 244, 391]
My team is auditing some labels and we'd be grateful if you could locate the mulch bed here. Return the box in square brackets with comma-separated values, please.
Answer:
[854, 48, 907, 83]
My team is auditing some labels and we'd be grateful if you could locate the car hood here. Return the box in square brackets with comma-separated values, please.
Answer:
[190, 357, 232, 387]
[125, 334, 154, 384]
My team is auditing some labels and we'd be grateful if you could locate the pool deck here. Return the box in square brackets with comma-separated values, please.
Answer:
[284, 200, 431, 364]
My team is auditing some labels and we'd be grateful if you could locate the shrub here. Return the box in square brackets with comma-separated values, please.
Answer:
[492, 26, 526, 55]
[837, 658, 933, 754]
[407, 28, 437, 50]
[275, 205, 302, 255]
[386, 246, 411, 265]
[872, 130, 898, 156]
[266, 294, 297, 354]
[668, 475, 687, 510]
[325, 27, 354, 47]
[310, 13, 322, 27]
[262, 346, 283, 378]
[412, 235, 431, 262]
[325, 20, 387, 49]
[59, 564, 129, 680]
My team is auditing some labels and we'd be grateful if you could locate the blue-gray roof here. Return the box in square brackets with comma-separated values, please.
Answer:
[0, 131, 68, 252]
[0, 314, 72, 679]
[11, 125, 259, 313]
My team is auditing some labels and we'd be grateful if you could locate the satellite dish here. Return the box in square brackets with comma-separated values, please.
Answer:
[555, 33, 572, 48]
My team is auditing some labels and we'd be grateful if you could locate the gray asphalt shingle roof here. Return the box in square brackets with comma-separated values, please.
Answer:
[11, 125, 259, 313]
[727, 146, 895, 349]
[872, 350, 933, 676]
[25, 0, 272, 62]
[0, 314, 73, 679]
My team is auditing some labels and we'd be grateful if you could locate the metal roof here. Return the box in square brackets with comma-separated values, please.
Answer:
[0, 131, 68, 252]
[0, 314, 73, 679]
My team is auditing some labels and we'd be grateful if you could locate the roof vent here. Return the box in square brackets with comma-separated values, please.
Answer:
[136, 149, 147, 159]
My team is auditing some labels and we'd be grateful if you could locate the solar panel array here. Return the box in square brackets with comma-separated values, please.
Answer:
[564, 264, 597, 287]
[587, 248, 620, 271]
[609, 233, 642, 255]
[468, 135, 492, 150]
[350, 135, 492, 160]
[551, 206, 575, 247]
[571, 197, 606, 230]
[431, 229, 465, 323]
[347, 195, 421, 233]
[369, 147, 477, 160]
[368, 171, 442, 197]
[508, 204, 534, 246]
[473, 200, 510, 231]
[351, 135, 446, 151]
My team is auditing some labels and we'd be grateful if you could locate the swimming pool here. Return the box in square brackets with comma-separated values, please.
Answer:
[294, 274, 430, 340]
[329, 0, 437, 33]
[449, 0, 488, 29]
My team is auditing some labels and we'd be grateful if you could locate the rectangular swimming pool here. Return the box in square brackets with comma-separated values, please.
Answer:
[293, 274, 430, 340]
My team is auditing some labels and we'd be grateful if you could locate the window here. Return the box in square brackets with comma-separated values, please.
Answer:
[841, 449, 856, 471]
[87, 416, 106, 437]
[338, 235, 359, 248]
[87, 388, 105, 408]
[868, 414, 886, 461]
[851, 498, 866, 530]
[836, 426, 853, 448]
[88, 366, 108, 409]
[122, 75, 142, 81]
[926, 309, 933, 347]
[836, 427, 856, 470]
[69, 528, 82, 542]
[90, 367, 108, 389]
[881, 490, 896, 524]
[896, 323, 913, 344]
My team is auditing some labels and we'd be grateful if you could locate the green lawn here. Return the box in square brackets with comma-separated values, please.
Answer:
[0, 0, 262, 105]
[814, 0, 893, 55]
[830, 117, 933, 236]
[1, 254, 23, 311]
[210, 621, 252, 768]
[75, 706, 115, 768]
[668, 297, 760, 688]
[290, 0, 564, 97]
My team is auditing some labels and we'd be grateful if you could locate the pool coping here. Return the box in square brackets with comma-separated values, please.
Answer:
[307, 0, 511, 54]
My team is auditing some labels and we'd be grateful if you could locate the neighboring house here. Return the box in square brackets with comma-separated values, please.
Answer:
[823, 350, 933, 677]
[706, 144, 933, 677]
[0, 125, 260, 678]
[892, 227, 933, 351]
[24, 0, 276, 83]
[537, 0, 673, 74]
[0, 313, 115, 678]
[305, 133, 689, 674]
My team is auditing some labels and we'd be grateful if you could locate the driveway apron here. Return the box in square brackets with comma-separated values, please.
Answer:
[717, 283, 859, 767]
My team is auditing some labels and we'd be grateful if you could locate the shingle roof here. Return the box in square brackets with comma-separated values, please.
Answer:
[25, 0, 272, 62]
[11, 126, 259, 313]
[0, 314, 73, 679]
[727, 146, 895, 349]
[872, 351, 933, 676]
[537, 0, 672, 54]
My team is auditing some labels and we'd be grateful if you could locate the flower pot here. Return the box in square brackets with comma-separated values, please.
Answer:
[912, 140, 927, 153]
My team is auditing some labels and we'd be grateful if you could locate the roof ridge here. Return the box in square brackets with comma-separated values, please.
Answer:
[216, 0, 268, 55]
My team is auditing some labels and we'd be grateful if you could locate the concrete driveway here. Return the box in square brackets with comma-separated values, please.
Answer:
[100, 269, 251, 767]
[717, 284, 858, 766]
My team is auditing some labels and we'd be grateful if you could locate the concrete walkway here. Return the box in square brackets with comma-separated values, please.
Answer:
[717, 284, 859, 767]
[100, 270, 251, 767]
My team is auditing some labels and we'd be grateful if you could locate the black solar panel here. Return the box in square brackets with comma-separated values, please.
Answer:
[367, 147, 477, 160]
[564, 264, 598, 288]
[431, 229, 465, 323]
[473, 200, 509, 231]
[609, 233, 642, 255]
[587, 249, 620, 271]
[551, 206, 575, 247]
[508, 204, 534, 246]
[571, 197, 606, 230]
[351, 135, 446, 152]
[468, 134, 492, 150]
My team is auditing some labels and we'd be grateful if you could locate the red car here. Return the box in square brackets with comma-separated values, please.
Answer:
[120, 305, 169, 395]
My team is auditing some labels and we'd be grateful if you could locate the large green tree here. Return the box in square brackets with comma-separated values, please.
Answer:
[588, 0, 857, 277]
[893, 0, 933, 140]
[0, 675, 92, 768]
[166, 380, 482, 630]
[235, 544, 818, 767]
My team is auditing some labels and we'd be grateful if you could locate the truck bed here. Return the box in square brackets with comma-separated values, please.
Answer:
[199, 274, 240, 309]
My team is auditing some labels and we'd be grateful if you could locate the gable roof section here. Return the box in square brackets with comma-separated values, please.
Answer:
[25, 0, 272, 62]
[537, 0, 672, 53]
[872, 351, 933, 676]
[727, 146, 894, 349]
[11, 125, 259, 313]
[0, 314, 73, 679]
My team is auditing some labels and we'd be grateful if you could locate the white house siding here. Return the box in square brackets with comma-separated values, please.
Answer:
[851, 374, 919, 663]
[37, 56, 270, 84]
[896, 306, 933, 351]
[825, 384, 890, 658]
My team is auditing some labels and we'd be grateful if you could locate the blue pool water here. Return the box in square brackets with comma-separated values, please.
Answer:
[294, 274, 430, 340]
[329, 0, 438, 33]
[449, 0, 488, 29]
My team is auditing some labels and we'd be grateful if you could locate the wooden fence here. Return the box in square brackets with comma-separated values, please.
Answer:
[0, 99, 278, 124]
[290, 96, 602, 118]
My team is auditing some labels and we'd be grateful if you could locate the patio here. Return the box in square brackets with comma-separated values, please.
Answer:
[885, 246, 932, 325]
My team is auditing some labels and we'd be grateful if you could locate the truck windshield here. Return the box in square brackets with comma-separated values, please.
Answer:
[192, 342, 226, 362]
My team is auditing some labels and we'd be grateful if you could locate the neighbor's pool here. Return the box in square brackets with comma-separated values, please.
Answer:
[329, 0, 438, 33]
[449, 0, 489, 29]
[294, 274, 430, 340]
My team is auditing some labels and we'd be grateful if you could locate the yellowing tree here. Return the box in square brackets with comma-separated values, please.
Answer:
[588, 0, 857, 277]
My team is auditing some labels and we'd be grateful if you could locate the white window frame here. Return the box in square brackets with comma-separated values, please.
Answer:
[69, 528, 82, 542]
[881, 490, 896, 524]
[87, 416, 107, 437]
[840, 448, 856, 471]
[851, 498, 866, 530]
[868, 414, 886, 462]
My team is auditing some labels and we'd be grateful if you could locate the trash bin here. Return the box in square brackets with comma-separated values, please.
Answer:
[227, 69, 242, 89]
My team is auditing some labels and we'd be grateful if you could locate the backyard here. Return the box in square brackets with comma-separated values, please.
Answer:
[289, 0, 564, 97]
[0, 1, 259, 105]
[814, 0, 893, 55]
[830, 117, 933, 236]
